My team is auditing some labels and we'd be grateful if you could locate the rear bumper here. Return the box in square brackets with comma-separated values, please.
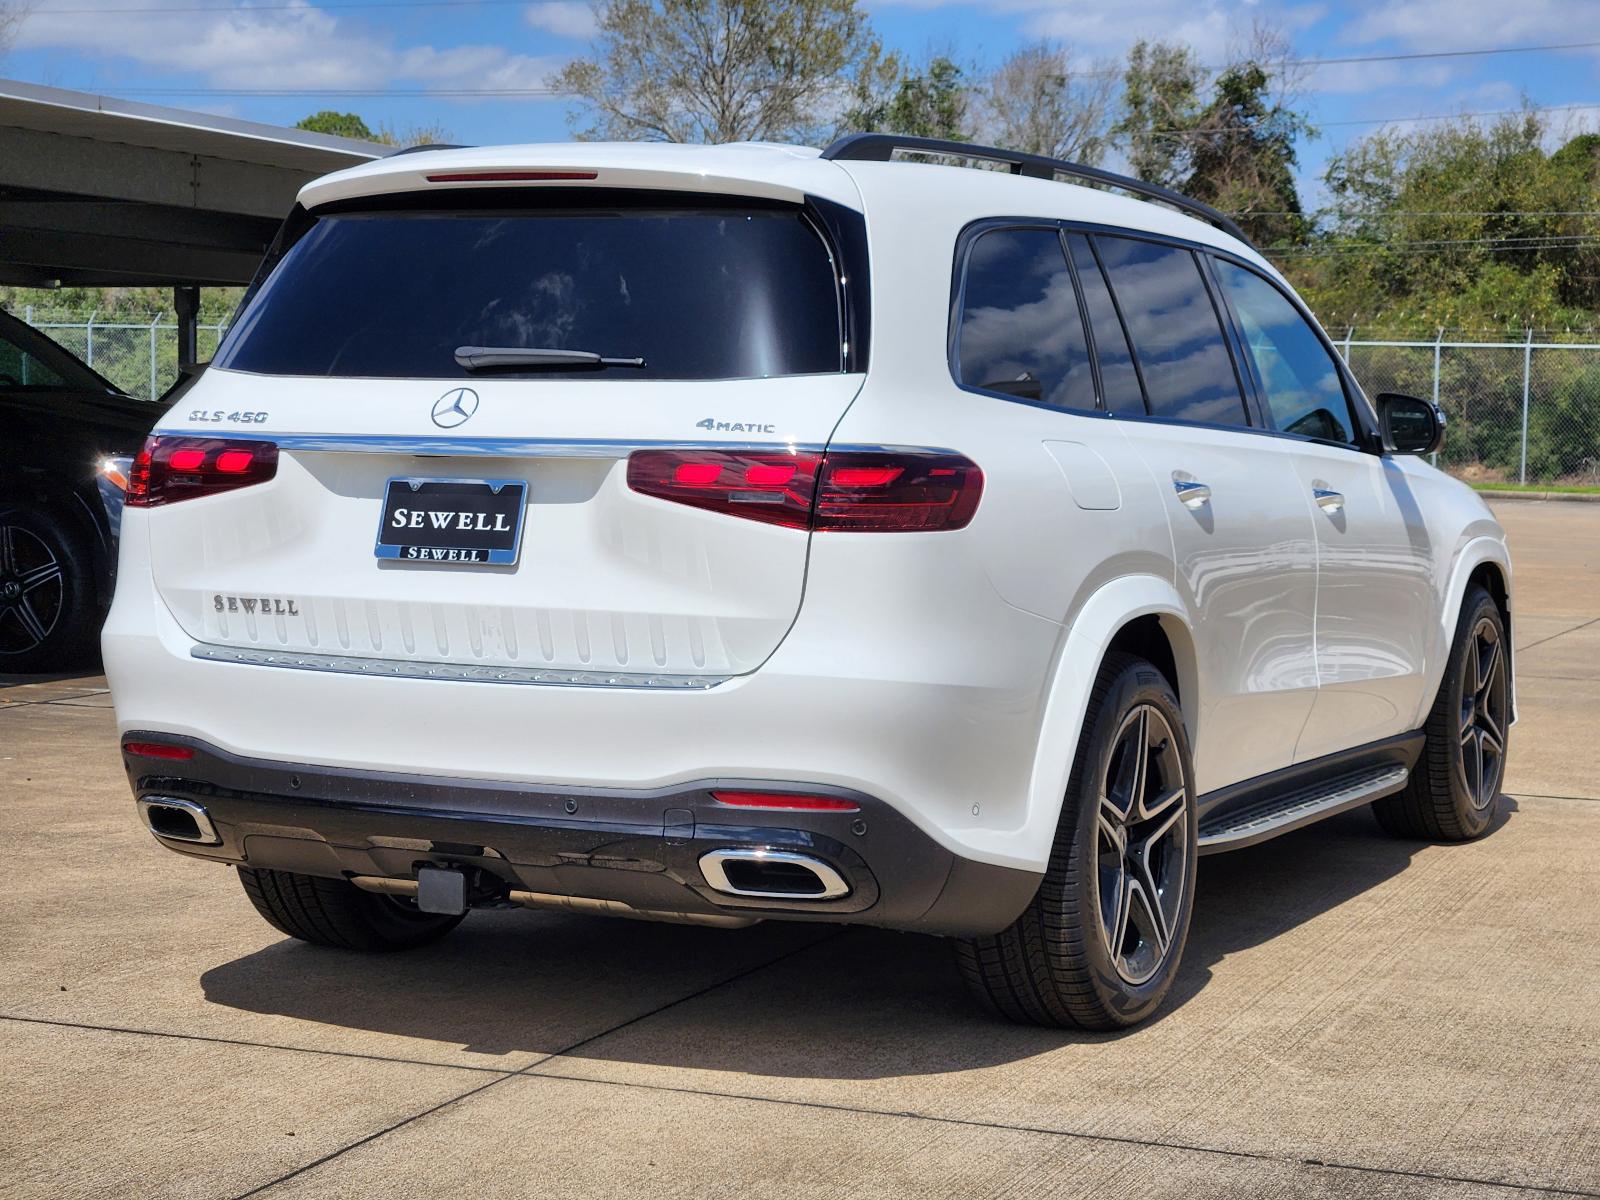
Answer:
[122, 734, 1042, 936]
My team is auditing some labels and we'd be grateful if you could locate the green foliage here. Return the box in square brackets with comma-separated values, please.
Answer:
[295, 111, 377, 140]
[555, 0, 890, 144]
[1294, 110, 1600, 336]
[847, 55, 971, 142]
[1113, 40, 1203, 187]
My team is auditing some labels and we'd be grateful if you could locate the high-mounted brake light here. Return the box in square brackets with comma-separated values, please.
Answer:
[126, 436, 278, 507]
[426, 170, 598, 183]
[627, 449, 982, 532]
[122, 740, 195, 761]
[711, 790, 859, 812]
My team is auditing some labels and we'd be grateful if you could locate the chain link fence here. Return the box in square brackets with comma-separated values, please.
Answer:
[1335, 334, 1600, 487]
[20, 308, 229, 405]
[13, 309, 1600, 488]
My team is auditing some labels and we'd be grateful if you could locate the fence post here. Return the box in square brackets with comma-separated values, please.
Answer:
[1431, 328, 1443, 468]
[1342, 327, 1353, 362]
[149, 314, 160, 401]
[1519, 328, 1533, 485]
[85, 309, 97, 368]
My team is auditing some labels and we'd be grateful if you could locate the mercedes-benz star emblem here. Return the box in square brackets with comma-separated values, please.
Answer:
[431, 387, 479, 428]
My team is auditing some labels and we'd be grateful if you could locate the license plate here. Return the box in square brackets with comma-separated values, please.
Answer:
[375, 478, 527, 565]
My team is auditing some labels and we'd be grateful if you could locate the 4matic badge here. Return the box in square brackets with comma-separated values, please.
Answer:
[696, 417, 776, 434]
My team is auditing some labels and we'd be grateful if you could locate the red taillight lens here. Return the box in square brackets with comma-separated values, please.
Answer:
[122, 740, 195, 760]
[628, 451, 821, 529]
[126, 436, 278, 507]
[711, 790, 859, 812]
[627, 449, 982, 532]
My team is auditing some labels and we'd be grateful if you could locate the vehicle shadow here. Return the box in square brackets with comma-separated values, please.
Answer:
[200, 799, 1516, 1075]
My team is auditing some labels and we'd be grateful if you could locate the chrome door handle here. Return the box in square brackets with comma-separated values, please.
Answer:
[1313, 487, 1345, 513]
[1173, 479, 1212, 508]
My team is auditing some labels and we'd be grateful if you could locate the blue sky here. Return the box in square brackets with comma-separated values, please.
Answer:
[7, 0, 1600, 204]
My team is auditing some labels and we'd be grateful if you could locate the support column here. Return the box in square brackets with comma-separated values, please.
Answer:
[173, 285, 200, 370]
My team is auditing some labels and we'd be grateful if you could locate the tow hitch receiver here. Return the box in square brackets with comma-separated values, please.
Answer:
[416, 866, 469, 915]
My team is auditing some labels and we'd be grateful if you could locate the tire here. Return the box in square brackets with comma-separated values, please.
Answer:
[1374, 585, 1509, 841]
[237, 867, 466, 951]
[957, 652, 1198, 1029]
[0, 503, 99, 673]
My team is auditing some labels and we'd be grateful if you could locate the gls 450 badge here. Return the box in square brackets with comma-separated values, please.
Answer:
[696, 417, 776, 434]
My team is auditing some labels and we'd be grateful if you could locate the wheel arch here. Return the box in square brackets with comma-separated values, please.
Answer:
[1430, 536, 1516, 728]
[1006, 574, 1197, 873]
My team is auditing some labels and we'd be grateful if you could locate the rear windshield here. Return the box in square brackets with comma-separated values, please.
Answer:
[215, 201, 845, 381]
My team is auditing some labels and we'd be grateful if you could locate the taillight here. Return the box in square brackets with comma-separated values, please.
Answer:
[126, 436, 278, 507]
[626, 449, 982, 532]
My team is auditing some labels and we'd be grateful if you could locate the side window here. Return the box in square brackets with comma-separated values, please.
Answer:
[0, 328, 68, 389]
[1065, 234, 1145, 415]
[1094, 235, 1250, 427]
[1212, 259, 1358, 445]
[956, 227, 1095, 411]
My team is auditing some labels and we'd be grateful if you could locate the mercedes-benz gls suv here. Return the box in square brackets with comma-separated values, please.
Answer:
[104, 135, 1514, 1028]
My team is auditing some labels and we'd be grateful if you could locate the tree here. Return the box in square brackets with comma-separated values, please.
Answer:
[981, 41, 1114, 165]
[1112, 40, 1203, 186]
[555, 0, 891, 144]
[846, 55, 970, 142]
[296, 111, 377, 141]
[1182, 61, 1313, 246]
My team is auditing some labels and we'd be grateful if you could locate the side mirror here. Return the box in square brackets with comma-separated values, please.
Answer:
[1376, 392, 1445, 456]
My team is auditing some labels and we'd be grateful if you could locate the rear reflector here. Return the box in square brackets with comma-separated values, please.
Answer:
[711, 790, 859, 812]
[127, 436, 278, 507]
[627, 449, 982, 532]
[123, 741, 195, 761]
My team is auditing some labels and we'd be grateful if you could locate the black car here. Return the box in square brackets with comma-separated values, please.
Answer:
[0, 309, 160, 672]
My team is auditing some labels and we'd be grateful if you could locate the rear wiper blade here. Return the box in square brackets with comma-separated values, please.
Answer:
[454, 345, 646, 371]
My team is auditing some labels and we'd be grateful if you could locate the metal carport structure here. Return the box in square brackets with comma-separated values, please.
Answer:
[0, 78, 384, 365]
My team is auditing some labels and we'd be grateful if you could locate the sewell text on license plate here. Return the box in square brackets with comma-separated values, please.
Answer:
[375, 477, 527, 565]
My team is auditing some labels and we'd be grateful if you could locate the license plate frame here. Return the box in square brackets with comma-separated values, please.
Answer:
[374, 477, 527, 566]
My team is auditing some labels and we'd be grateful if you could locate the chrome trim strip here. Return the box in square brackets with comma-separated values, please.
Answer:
[698, 848, 852, 901]
[246, 433, 956, 458]
[190, 642, 731, 690]
[138, 796, 222, 846]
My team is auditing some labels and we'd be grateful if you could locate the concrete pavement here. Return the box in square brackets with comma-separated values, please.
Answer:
[2, 499, 1597, 1199]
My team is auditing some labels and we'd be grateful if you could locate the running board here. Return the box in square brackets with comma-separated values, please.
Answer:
[1197, 764, 1410, 854]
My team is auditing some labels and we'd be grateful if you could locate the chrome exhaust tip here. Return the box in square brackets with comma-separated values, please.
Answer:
[137, 796, 221, 845]
[699, 848, 851, 900]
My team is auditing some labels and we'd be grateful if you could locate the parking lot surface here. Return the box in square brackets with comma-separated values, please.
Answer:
[3, 499, 1597, 1199]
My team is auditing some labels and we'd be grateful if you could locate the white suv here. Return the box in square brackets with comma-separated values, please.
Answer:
[104, 134, 1514, 1028]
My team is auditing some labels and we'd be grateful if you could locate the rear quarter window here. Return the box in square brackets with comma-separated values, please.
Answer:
[216, 200, 846, 381]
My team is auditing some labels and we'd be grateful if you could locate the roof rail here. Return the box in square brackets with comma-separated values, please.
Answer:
[820, 133, 1254, 248]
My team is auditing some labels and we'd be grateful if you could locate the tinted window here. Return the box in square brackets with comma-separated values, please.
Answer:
[1095, 236, 1249, 427]
[0, 323, 79, 391]
[1065, 234, 1145, 415]
[956, 228, 1095, 410]
[215, 205, 843, 381]
[1213, 260, 1357, 444]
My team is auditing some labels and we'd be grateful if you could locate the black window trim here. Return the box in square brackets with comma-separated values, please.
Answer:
[947, 215, 1386, 450]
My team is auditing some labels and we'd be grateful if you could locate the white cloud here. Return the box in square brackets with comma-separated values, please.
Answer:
[15, 0, 561, 95]
[1303, 59, 1457, 94]
[1339, 0, 1600, 50]
[524, 1, 597, 40]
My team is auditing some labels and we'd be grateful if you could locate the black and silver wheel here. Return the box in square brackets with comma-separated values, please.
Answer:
[1375, 584, 1509, 840]
[237, 867, 466, 951]
[0, 504, 97, 674]
[957, 652, 1197, 1029]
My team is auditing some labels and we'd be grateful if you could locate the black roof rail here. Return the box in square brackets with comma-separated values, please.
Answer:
[820, 133, 1253, 248]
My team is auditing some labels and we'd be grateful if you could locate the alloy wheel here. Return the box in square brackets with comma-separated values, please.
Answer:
[1096, 704, 1192, 986]
[1459, 615, 1509, 811]
[0, 524, 65, 657]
